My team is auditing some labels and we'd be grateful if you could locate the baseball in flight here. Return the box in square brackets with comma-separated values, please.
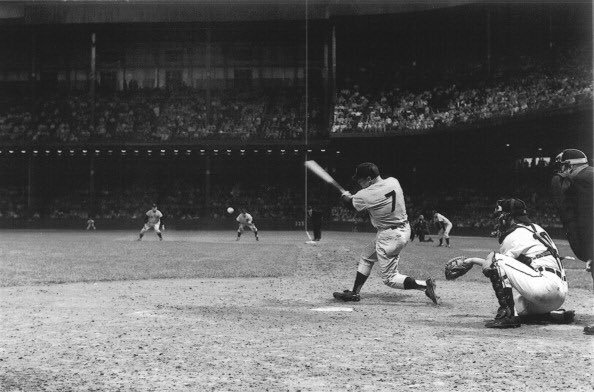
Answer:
[227, 207, 234, 214]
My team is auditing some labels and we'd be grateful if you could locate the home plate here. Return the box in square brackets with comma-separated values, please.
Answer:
[310, 306, 353, 312]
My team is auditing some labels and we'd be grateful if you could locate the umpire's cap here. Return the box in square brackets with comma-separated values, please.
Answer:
[353, 162, 380, 180]
[555, 149, 588, 165]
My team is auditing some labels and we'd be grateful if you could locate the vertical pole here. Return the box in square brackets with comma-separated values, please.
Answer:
[27, 153, 33, 213]
[206, 28, 212, 122]
[89, 153, 95, 218]
[204, 154, 211, 218]
[30, 28, 37, 112]
[330, 23, 336, 131]
[90, 32, 96, 132]
[304, 0, 309, 236]
[486, 9, 492, 78]
[322, 6, 330, 135]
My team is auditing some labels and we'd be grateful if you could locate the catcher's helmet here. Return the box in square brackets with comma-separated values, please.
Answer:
[493, 198, 530, 242]
[555, 149, 588, 174]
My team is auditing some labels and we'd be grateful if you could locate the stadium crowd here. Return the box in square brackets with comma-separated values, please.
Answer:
[0, 48, 591, 142]
[332, 47, 592, 134]
[0, 88, 323, 143]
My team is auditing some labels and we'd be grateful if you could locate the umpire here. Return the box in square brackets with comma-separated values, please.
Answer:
[551, 149, 593, 335]
[308, 205, 323, 241]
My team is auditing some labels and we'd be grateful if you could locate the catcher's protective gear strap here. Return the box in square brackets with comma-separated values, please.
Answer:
[520, 224, 563, 271]
[486, 267, 513, 309]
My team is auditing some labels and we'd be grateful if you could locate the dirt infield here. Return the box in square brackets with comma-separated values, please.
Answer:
[1, 231, 592, 391]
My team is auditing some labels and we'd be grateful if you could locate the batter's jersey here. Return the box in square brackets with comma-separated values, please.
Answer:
[434, 213, 452, 227]
[352, 177, 407, 230]
[500, 223, 561, 271]
[236, 213, 253, 224]
[146, 209, 163, 225]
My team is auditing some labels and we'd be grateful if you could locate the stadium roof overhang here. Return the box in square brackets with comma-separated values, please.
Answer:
[0, 0, 565, 25]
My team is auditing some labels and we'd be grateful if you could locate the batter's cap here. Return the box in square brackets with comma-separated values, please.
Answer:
[353, 162, 380, 180]
[555, 149, 588, 165]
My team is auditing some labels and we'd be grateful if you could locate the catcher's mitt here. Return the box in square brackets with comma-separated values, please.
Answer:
[445, 256, 473, 280]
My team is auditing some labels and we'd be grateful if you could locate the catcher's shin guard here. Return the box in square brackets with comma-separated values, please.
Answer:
[484, 268, 520, 328]
[484, 267, 507, 319]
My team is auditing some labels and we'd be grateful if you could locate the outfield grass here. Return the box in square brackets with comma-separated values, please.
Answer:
[0, 229, 590, 289]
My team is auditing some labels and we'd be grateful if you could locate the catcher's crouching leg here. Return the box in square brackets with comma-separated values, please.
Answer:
[483, 260, 521, 329]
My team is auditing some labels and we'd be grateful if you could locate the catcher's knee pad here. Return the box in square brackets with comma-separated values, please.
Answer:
[357, 259, 373, 276]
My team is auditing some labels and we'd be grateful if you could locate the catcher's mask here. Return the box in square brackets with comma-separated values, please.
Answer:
[554, 149, 588, 175]
[492, 198, 530, 242]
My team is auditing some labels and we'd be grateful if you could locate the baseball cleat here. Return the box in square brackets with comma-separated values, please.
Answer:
[485, 316, 521, 329]
[424, 278, 439, 304]
[333, 290, 360, 302]
[583, 326, 594, 335]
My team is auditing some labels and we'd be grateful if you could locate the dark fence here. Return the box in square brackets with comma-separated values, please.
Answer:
[0, 217, 567, 239]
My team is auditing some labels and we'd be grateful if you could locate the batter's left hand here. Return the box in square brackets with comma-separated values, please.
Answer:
[340, 191, 353, 203]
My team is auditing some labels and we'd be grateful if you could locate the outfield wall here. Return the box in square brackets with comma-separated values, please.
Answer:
[0, 217, 567, 239]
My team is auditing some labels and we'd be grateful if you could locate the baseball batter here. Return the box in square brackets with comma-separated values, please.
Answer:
[464, 198, 568, 328]
[138, 204, 164, 241]
[432, 211, 453, 247]
[333, 162, 439, 304]
[236, 209, 259, 241]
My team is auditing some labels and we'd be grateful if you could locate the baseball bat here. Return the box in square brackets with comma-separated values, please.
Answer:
[305, 160, 347, 194]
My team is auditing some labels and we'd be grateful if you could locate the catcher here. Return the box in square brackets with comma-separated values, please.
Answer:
[445, 198, 569, 328]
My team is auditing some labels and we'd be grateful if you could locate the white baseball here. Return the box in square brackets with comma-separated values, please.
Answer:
[227, 207, 234, 214]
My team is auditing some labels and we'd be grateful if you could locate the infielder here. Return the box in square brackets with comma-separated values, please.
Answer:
[86, 217, 96, 230]
[464, 198, 568, 328]
[333, 162, 439, 304]
[551, 148, 593, 334]
[236, 209, 259, 241]
[138, 203, 164, 241]
[432, 211, 453, 247]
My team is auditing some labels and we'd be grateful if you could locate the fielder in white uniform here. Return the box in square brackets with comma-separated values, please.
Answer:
[333, 162, 439, 304]
[433, 212, 453, 247]
[138, 204, 164, 241]
[464, 198, 568, 328]
[236, 210, 259, 241]
[86, 217, 96, 230]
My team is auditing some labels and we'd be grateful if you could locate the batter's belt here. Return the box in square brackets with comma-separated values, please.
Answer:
[386, 220, 409, 230]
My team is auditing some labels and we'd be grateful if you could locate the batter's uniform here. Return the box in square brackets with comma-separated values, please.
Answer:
[489, 223, 567, 316]
[352, 177, 412, 289]
[236, 212, 259, 240]
[433, 212, 452, 241]
[139, 208, 163, 238]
